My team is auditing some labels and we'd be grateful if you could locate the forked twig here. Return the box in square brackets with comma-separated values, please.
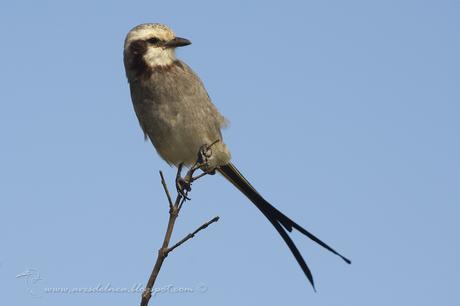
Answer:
[140, 143, 221, 306]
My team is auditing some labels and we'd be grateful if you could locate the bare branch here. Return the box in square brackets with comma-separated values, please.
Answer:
[140, 205, 178, 306]
[167, 216, 220, 255]
[191, 171, 208, 182]
[159, 171, 173, 209]
[140, 148, 220, 306]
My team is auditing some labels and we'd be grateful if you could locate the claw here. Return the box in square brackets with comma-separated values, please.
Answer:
[175, 163, 191, 200]
[197, 144, 211, 165]
[196, 140, 220, 173]
[175, 177, 191, 200]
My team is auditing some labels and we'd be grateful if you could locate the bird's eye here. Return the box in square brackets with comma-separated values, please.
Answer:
[147, 37, 161, 44]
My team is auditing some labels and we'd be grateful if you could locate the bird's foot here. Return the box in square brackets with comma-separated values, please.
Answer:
[196, 144, 213, 167]
[174, 141, 220, 199]
[193, 139, 220, 173]
[175, 163, 191, 200]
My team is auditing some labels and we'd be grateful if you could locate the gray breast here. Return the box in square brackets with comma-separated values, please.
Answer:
[129, 60, 229, 166]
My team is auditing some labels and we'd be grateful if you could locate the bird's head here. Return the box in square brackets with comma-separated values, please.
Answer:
[124, 23, 191, 74]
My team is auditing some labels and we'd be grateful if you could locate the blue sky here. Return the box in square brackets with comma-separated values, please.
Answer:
[1, 0, 459, 305]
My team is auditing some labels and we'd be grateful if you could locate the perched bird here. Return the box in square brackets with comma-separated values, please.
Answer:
[123, 23, 350, 290]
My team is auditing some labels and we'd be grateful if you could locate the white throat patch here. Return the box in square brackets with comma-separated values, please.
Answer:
[144, 47, 176, 67]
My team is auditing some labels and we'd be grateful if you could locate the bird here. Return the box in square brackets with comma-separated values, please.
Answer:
[123, 23, 350, 290]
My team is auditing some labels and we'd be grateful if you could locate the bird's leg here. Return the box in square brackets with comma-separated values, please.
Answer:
[175, 163, 191, 200]
[175, 140, 221, 198]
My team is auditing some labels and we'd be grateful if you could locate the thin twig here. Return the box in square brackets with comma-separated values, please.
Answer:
[140, 203, 178, 306]
[191, 171, 208, 182]
[207, 138, 221, 149]
[140, 159, 219, 306]
[167, 216, 220, 254]
[159, 171, 173, 209]
[177, 193, 188, 210]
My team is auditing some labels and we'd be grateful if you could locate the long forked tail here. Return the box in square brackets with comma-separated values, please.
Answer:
[218, 163, 351, 290]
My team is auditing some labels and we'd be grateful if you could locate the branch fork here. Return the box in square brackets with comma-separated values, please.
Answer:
[140, 141, 221, 306]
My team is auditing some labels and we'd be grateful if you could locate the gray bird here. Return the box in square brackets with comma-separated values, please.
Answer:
[123, 23, 350, 290]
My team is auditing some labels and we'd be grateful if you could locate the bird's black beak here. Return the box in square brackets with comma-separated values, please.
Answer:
[164, 37, 191, 48]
